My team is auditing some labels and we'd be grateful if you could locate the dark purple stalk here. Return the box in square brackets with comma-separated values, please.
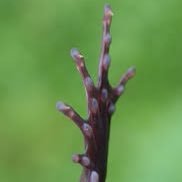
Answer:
[56, 4, 135, 182]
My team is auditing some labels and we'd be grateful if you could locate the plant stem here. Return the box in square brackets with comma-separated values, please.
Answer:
[57, 4, 135, 182]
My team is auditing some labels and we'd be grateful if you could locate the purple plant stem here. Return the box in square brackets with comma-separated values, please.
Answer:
[57, 4, 135, 182]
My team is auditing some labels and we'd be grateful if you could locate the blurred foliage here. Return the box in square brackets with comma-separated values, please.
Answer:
[0, 0, 182, 181]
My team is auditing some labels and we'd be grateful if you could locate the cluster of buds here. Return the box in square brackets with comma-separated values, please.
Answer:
[56, 4, 135, 182]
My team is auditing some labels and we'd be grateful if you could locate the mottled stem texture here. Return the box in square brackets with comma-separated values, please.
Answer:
[56, 4, 135, 182]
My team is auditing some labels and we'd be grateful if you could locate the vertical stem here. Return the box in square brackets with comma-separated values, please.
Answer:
[56, 4, 136, 182]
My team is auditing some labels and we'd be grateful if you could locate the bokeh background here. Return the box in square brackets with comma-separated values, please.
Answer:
[0, 0, 182, 181]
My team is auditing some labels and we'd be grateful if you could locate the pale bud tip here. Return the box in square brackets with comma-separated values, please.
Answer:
[81, 156, 90, 167]
[116, 85, 124, 95]
[84, 77, 94, 89]
[70, 48, 78, 57]
[56, 101, 66, 111]
[101, 88, 108, 100]
[104, 4, 114, 17]
[82, 123, 91, 131]
[82, 123, 92, 137]
[90, 171, 99, 182]
[91, 98, 99, 113]
[72, 154, 80, 163]
[104, 33, 112, 44]
[103, 54, 110, 69]
[108, 103, 115, 114]
[70, 48, 83, 59]
[127, 66, 136, 78]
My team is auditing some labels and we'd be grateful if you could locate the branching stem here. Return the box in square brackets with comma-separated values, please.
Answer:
[57, 4, 135, 182]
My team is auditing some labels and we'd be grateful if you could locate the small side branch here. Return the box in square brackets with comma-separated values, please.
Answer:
[71, 48, 90, 80]
[112, 67, 136, 103]
[98, 4, 113, 88]
[56, 101, 84, 130]
[71, 48, 96, 109]
[119, 67, 136, 86]
[56, 101, 95, 139]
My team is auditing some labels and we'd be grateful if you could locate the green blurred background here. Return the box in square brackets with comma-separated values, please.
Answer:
[0, 0, 182, 181]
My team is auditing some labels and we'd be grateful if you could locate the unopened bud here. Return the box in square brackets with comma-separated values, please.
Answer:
[72, 154, 80, 163]
[81, 156, 90, 167]
[115, 85, 124, 96]
[101, 88, 108, 101]
[108, 103, 115, 114]
[84, 77, 94, 91]
[103, 54, 110, 70]
[82, 123, 93, 138]
[90, 171, 99, 182]
[91, 98, 99, 113]
[104, 33, 112, 45]
[126, 67, 136, 79]
[104, 4, 114, 17]
[71, 48, 83, 58]
[56, 101, 69, 111]
[70, 48, 79, 57]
